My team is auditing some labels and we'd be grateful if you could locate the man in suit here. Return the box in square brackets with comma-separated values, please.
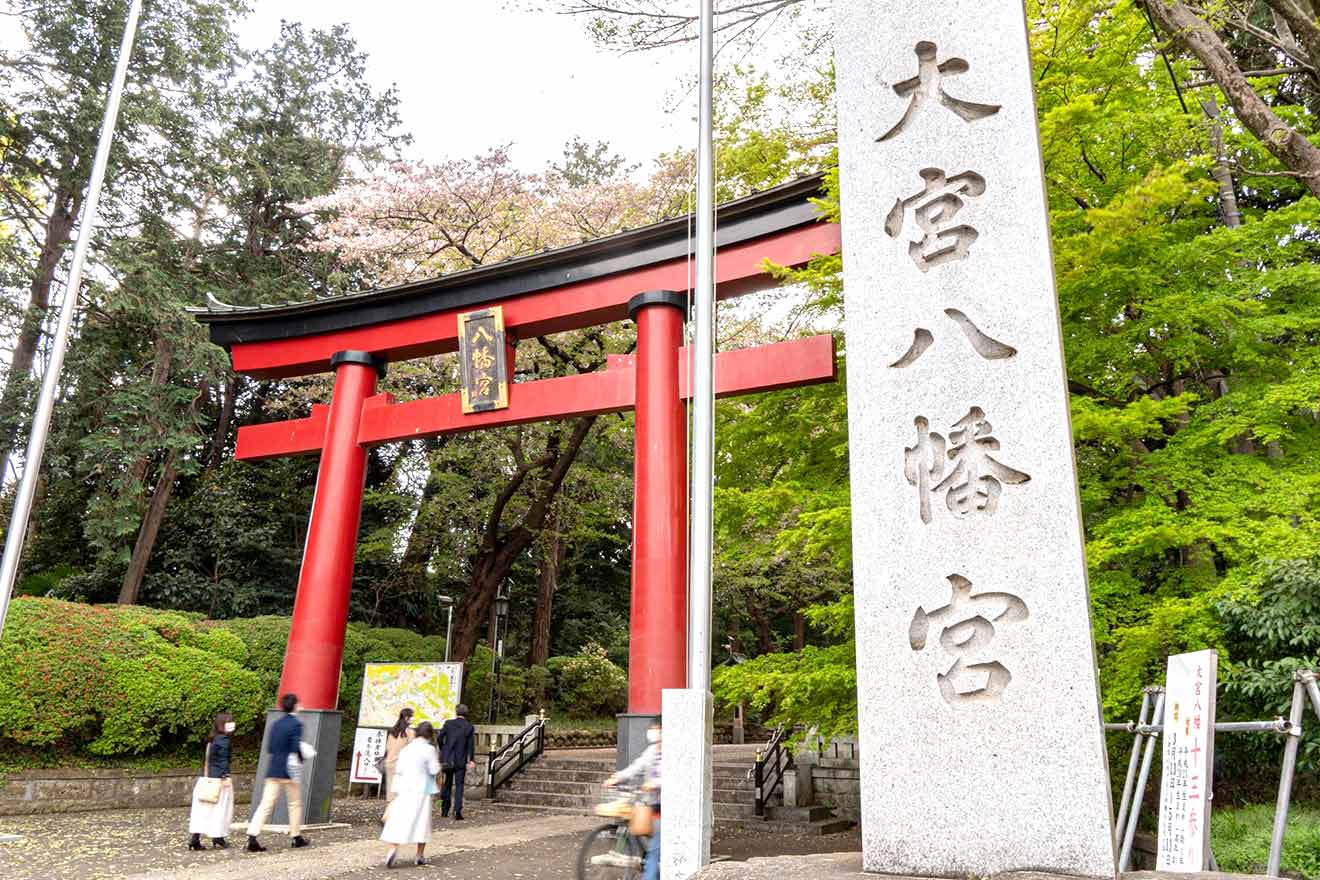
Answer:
[247, 693, 309, 852]
[438, 703, 476, 820]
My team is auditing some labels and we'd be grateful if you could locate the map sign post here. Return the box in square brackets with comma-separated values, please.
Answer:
[358, 662, 464, 728]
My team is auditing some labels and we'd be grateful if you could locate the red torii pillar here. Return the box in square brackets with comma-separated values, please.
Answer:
[626, 291, 688, 731]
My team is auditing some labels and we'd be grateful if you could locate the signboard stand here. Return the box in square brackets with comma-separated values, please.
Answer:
[350, 661, 466, 795]
[1156, 649, 1218, 872]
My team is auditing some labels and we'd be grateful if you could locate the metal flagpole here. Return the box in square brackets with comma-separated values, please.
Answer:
[0, 0, 144, 640]
[689, 0, 716, 713]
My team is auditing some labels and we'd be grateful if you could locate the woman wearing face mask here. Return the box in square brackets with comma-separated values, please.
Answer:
[605, 722, 662, 880]
[189, 712, 237, 850]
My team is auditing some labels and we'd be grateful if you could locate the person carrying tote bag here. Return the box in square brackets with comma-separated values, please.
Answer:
[188, 712, 236, 850]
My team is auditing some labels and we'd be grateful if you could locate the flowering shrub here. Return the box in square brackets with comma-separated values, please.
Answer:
[0, 598, 261, 753]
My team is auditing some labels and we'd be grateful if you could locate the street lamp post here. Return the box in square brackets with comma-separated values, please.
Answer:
[488, 583, 511, 724]
[438, 594, 454, 663]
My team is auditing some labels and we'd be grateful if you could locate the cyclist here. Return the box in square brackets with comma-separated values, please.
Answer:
[604, 722, 661, 880]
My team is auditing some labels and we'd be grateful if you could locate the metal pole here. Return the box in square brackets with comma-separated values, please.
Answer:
[687, 0, 715, 694]
[444, 605, 453, 663]
[1302, 669, 1320, 723]
[1119, 690, 1164, 872]
[1267, 678, 1305, 878]
[0, 0, 144, 639]
[1114, 690, 1152, 846]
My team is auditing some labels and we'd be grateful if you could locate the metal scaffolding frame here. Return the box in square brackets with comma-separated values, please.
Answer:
[1105, 668, 1320, 876]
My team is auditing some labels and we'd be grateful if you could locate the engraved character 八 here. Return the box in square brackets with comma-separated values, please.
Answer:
[885, 168, 986, 271]
[877, 41, 1001, 142]
[909, 574, 1028, 704]
[889, 308, 1016, 368]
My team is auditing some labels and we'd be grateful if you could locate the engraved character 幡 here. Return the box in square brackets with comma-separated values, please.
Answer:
[878, 41, 1001, 142]
[885, 168, 986, 271]
[470, 344, 496, 372]
[932, 407, 1031, 517]
[909, 574, 1029, 704]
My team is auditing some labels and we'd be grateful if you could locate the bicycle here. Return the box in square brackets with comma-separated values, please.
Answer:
[577, 782, 652, 880]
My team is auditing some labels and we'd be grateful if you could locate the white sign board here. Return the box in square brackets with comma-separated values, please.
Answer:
[350, 726, 388, 784]
[1157, 649, 1218, 871]
[357, 662, 464, 729]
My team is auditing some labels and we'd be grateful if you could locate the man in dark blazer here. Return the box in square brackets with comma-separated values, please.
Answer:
[438, 703, 477, 820]
[247, 693, 309, 851]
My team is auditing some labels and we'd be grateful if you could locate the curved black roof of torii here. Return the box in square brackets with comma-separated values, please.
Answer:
[192, 172, 828, 349]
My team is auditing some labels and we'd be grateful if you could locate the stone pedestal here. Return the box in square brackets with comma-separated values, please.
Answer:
[661, 688, 712, 880]
[834, 0, 1116, 876]
[617, 712, 661, 770]
[250, 709, 341, 827]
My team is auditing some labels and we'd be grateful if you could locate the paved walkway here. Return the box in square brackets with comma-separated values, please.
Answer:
[0, 794, 860, 879]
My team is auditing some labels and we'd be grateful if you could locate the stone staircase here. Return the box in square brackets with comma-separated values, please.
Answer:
[487, 752, 850, 835]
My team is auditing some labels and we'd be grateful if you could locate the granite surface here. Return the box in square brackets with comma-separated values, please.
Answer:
[691, 852, 1260, 880]
[662, 688, 714, 880]
[834, 1, 1116, 876]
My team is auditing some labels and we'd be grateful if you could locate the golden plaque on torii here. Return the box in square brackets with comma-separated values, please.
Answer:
[457, 306, 510, 414]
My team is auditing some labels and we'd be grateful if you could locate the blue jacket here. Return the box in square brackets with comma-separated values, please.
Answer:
[438, 717, 475, 768]
[265, 713, 303, 779]
[206, 734, 231, 778]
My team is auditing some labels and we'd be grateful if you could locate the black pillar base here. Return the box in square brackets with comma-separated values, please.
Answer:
[616, 712, 660, 770]
[250, 709, 341, 827]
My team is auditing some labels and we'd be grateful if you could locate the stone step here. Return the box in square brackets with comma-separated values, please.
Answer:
[500, 779, 600, 796]
[494, 790, 598, 811]
[512, 767, 612, 784]
[485, 800, 592, 817]
[765, 804, 833, 822]
[720, 816, 854, 836]
[534, 758, 615, 772]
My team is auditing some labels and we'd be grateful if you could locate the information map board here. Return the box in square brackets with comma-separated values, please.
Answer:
[1156, 649, 1218, 872]
[357, 662, 464, 729]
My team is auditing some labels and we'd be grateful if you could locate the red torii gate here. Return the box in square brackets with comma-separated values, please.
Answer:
[195, 174, 841, 764]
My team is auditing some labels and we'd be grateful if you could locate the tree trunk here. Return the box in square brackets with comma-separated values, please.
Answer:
[210, 374, 238, 467]
[0, 183, 81, 481]
[117, 381, 207, 605]
[528, 506, 566, 667]
[448, 416, 597, 662]
[117, 449, 180, 605]
[792, 612, 807, 651]
[1146, 1, 1320, 197]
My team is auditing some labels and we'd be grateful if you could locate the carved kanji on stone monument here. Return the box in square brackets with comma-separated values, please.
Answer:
[884, 168, 986, 271]
[903, 406, 1030, 522]
[909, 574, 1028, 704]
[878, 41, 1002, 142]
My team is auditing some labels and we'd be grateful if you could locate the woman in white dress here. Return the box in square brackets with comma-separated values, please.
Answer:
[188, 712, 236, 849]
[381, 720, 441, 868]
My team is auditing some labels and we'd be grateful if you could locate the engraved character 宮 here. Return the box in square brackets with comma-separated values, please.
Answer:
[885, 168, 986, 271]
[909, 574, 1029, 704]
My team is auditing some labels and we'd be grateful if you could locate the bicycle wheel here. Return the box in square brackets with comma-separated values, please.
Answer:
[577, 822, 644, 880]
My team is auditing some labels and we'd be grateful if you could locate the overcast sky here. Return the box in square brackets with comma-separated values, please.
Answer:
[236, 2, 699, 172]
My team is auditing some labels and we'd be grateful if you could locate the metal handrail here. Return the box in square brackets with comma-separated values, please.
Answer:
[486, 717, 546, 798]
[753, 725, 793, 818]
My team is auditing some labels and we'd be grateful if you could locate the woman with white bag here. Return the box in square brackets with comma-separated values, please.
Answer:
[381, 720, 441, 868]
[188, 712, 236, 850]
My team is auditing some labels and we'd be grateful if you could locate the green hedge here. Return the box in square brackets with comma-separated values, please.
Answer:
[0, 599, 262, 754]
[0, 598, 623, 761]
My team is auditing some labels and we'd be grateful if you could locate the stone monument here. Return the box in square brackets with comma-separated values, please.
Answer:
[834, 1, 1117, 876]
